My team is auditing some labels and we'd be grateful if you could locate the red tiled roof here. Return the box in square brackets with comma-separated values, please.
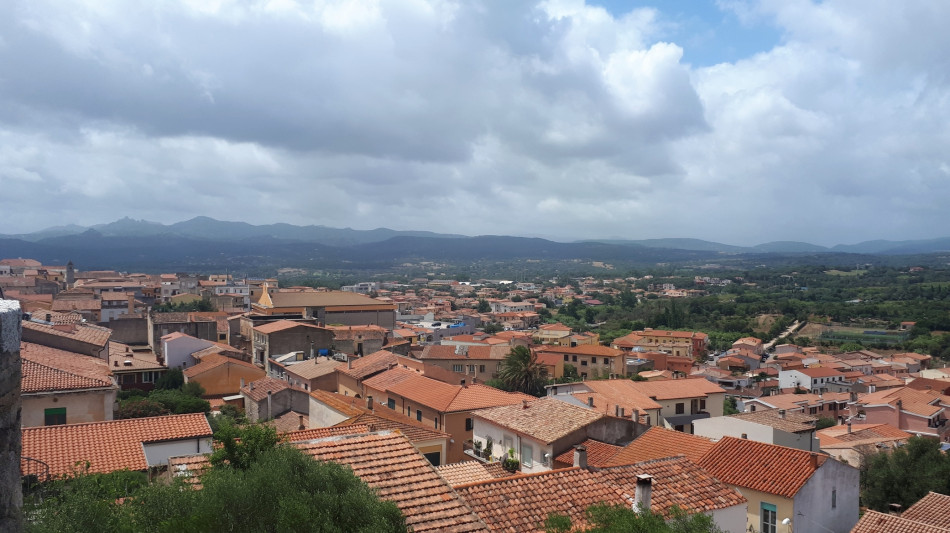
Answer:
[241, 376, 302, 402]
[253, 319, 328, 335]
[282, 424, 370, 442]
[22, 319, 111, 348]
[296, 432, 488, 532]
[628, 377, 726, 400]
[607, 426, 715, 466]
[364, 368, 533, 413]
[183, 353, 262, 378]
[436, 461, 515, 487]
[456, 456, 745, 530]
[21, 414, 212, 477]
[902, 492, 950, 528]
[336, 349, 399, 379]
[309, 390, 450, 444]
[850, 510, 950, 533]
[698, 436, 826, 498]
[553, 439, 623, 468]
[472, 398, 604, 444]
[21, 342, 114, 394]
[535, 344, 623, 357]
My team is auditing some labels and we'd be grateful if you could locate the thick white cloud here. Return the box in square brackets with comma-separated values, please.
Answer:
[0, 0, 949, 246]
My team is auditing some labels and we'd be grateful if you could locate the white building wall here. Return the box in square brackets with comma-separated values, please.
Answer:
[472, 418, 553, 473]
[710, 504, 748, 533]
[163, 335, 215, 370]
[693, 417, 774, 443]
[308, 398, 352, 428]
[144, 437, 212, 467]
[792, 459, 860, 533]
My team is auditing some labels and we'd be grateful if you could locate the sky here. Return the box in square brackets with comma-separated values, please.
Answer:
[1, 0, 949, 246]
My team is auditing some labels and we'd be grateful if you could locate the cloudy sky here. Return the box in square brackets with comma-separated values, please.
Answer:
[1, 0, 949, 246]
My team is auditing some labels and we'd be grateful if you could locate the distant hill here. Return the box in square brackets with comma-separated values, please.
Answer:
[7, 216, 465, 247]
[589, 238, 747, 253]
[752, 241, 830, 253]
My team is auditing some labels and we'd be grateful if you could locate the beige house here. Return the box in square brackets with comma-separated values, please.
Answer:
[183, 353, 265, 397]
[21, 341, 119, 427]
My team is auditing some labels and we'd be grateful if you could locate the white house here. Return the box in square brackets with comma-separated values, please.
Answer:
[778, 367, 847, 393]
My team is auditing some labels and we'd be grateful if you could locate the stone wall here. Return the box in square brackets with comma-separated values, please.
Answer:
[0, 299, 23, 532]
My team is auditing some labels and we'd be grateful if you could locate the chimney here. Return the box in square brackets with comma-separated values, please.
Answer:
[850, 391, 858, 402]
[619, 407, 625, 418]
[847, 421, 852, 433]
[347, 358, 352, 369]
[615, 405, 620, 417]
[779, 409, 786, 419]
[461, 379, 466, 387]
[634, 474, 653, 512]
[250, 382, 255, 391]
[573, 445, 588, 469]
[266, 390, 273, 420]
[633, 408, 641, 438]
[45, 313, 51, 323]
[587, 396, 594, 408]
[809, 453, 819, 470]
[298, 414, 305, 430]
[366, 396, 374, 410]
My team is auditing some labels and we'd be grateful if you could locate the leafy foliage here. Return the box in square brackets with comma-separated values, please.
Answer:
[210, 422, 282, 470]
[118, 370, 209, 418]
[545, 504, 723, 533]
[154, 368, 184, 390]
[498, 345, 549, 396]
[26, 446, 406, 533]
[151, 299, 216, 313]
[861, 436, 950, 511]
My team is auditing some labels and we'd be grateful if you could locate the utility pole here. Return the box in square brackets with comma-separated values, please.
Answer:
[0, 298, 23, 532]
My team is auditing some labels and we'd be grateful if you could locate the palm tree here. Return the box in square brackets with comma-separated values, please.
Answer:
[498, 345, 549, 396]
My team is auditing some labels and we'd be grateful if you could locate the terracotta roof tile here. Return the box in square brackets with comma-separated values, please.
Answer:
[252, 319, 328, 335]
[21, 342, 115, 394]
[729, 408, 818, 433]
[553, 439, 624, 468]
[241, 376, 303, 402]
[698, 436, 825, 498]
[296, 432, 488, 532]
[22, 319, 111, 348]
[309, 390, 450, 443]
[436, 461, 517, 487]
[607, 426, 715, 466]
[365, 368, 533, 413]
[336, 349, 399, 380]
[282, 424, 370, 441]
[902, 492, 950, 528]
[184, 353, 262, 378]
[22, 414, 212, 477]
[851, 510, 950, 533]
[108, 342, 165, 371]
[456, 457, 745, 531]
[472, 398, 604, 444]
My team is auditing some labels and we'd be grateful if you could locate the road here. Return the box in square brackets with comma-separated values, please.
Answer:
[763, 320, 803, 352]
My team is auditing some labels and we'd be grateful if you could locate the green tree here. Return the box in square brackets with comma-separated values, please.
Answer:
[545, 503, 723, 533]
[210, 422, 282, 470]
[723, 396, 739, 415]
[815, 417, 836, 430]
[148, 389, 211, 415]
[116, 398, 171, 419]
[477, 299, 491, 313]
[498, 345, 549, 396]
[861, 436, 950, 511]
[27, 446, 406, 533]
[154, 368, 184, 390]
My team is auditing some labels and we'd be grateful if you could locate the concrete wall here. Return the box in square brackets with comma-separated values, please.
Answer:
[710, 504, 748, 533]
[21, 389, 116, 427]
[793, 458, 860, 533]
[0, 300, 22, 532]
[187, 363, 264, 397]
[100, 317, 147, 344]
[585, 416, 642, 446]
[317, 308, 396, 329]
[694, 417, 774, 443]
[163, 335, 214, 370]
[308, 398, 352, 428]
[144, 438, 212, 467]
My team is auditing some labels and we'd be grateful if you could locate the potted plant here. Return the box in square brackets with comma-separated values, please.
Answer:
[484, 437, 494, 460]
[473, 440, 483, 456]
[502, 448, 520, 473]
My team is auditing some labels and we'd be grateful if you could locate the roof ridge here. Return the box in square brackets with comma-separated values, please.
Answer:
[22, 412, 207, 431]
[454, 466, 580, 490]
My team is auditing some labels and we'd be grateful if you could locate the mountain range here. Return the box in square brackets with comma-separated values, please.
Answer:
[1, 216, 948, 272]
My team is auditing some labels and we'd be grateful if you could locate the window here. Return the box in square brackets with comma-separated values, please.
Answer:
[480, 365, 486, 373]
[434, 416, 440, 429]
[675, 403, 685, 414]
[465, 418, 473, 431]
[521, 443, 533, 468]
[468, 365, 476, 372]
[453, 364, 463, 372]
[699, 399, 706, 410]
[760, 503, 777, 533]
[572, 355, 577, 362]
[417, 410, 422, 422]
[581, 360, 588, 366]
[387, 398, 396, 410]
[122, 374, 135, 385]
[832, 489, 837, 509]
[564, 354, 569, 362]
[44, 407, 66, 426]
